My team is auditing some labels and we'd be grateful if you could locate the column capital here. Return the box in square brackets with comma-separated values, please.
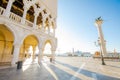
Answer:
[34, 12, 39, 17]
[43, 14, 49, 19]
[38, 43, 44, 50]
[23, 6, 29, 11]
[42, 18, 46, 22]
[39, 47, 44, 51]
[39, 8, 44, 13]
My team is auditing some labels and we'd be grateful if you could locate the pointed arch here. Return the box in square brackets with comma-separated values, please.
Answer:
[11, 0, 24, 17]
[43, 39, 55, 51]
[19, 35, 39, 60]
[37, 12, 43, 29]
[26, 6, 35, 23]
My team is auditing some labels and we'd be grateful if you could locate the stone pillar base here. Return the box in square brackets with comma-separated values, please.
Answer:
[11, 63, 17, 67]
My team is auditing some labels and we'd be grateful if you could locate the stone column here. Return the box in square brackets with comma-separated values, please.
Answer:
[38, 48, 43, 63]
[48, 26, 50, 34]
[54, 19, 57, 28]
[21, 6, 28, 24]
[95, 17, 107, 55]
[53, 28, 55, 37]
[98, 25, 107, 55]
[33, 12, 39, 29]
[32, 46, 36, 62]
[53, 21, 56, 36]
[42, 18, 45, 32]
[11, 43, 21, 66]
[3, 0, 15, 17]
[51, 50, 56, 63]
[41, 12, 46, 31]
[48, 18, 51, 34]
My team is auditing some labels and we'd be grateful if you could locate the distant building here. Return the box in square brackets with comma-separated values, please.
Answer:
[82, 52, 92, 57]
[105, 53, 120, 57]
[74, 51, 82, 56]
[62, 51, 92, 57]
[93, 51, 120, 58]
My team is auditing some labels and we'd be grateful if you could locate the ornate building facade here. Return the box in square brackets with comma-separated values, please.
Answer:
[0, 0, 57, 66]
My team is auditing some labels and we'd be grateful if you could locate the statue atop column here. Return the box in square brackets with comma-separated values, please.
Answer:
[96, 16, 103, 21]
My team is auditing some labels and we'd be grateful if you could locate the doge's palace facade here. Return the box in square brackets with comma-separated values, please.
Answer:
[0, 0, 57, 66]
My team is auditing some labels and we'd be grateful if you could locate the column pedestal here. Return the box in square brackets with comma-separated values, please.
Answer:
[51, 50, 55, 63]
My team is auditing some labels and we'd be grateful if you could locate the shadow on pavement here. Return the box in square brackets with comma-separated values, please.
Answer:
[56, 61, 120, 80]
[106, 65, 120, 69]
[48, 64, 81, 80]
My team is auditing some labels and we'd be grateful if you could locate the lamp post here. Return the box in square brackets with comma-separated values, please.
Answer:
[94, 38, 106, 65]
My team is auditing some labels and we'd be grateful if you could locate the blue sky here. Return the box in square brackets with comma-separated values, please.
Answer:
[56, 0, 120, 53]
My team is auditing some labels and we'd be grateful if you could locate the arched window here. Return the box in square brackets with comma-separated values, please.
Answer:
[37, 13, 42, 28]
[26, 6, 35, 23]
[11, 0, 24, 17]
[0, 0, 8, 9]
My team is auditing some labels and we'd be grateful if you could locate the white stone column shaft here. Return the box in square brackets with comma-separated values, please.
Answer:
[32, 46, 36, 61]
[3, 0, 15, 17]
[42, 19, 45, 31]
[21, 7, 28, 24]
[53, 28, 55, 36]
[33, 13, 39, 29]
[11, 44, 21, 66]
[48, 26, 50, 34]
[53, 21, 57, 36]
[51, 50, 55, 62]
[97, 25, 107, 55]
[38, 48, 43, 63]
[41, 12, 46, 31]
[48, 18, 51, 34]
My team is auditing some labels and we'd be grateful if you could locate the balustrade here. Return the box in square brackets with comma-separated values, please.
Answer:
[9, 12, 22, 23]
[0, 7, 55, 37]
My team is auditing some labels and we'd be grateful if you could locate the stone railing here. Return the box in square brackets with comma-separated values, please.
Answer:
[9, 12, 22, 23]
[0, 7, 5, 15]
[25, 20, 34, 27]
